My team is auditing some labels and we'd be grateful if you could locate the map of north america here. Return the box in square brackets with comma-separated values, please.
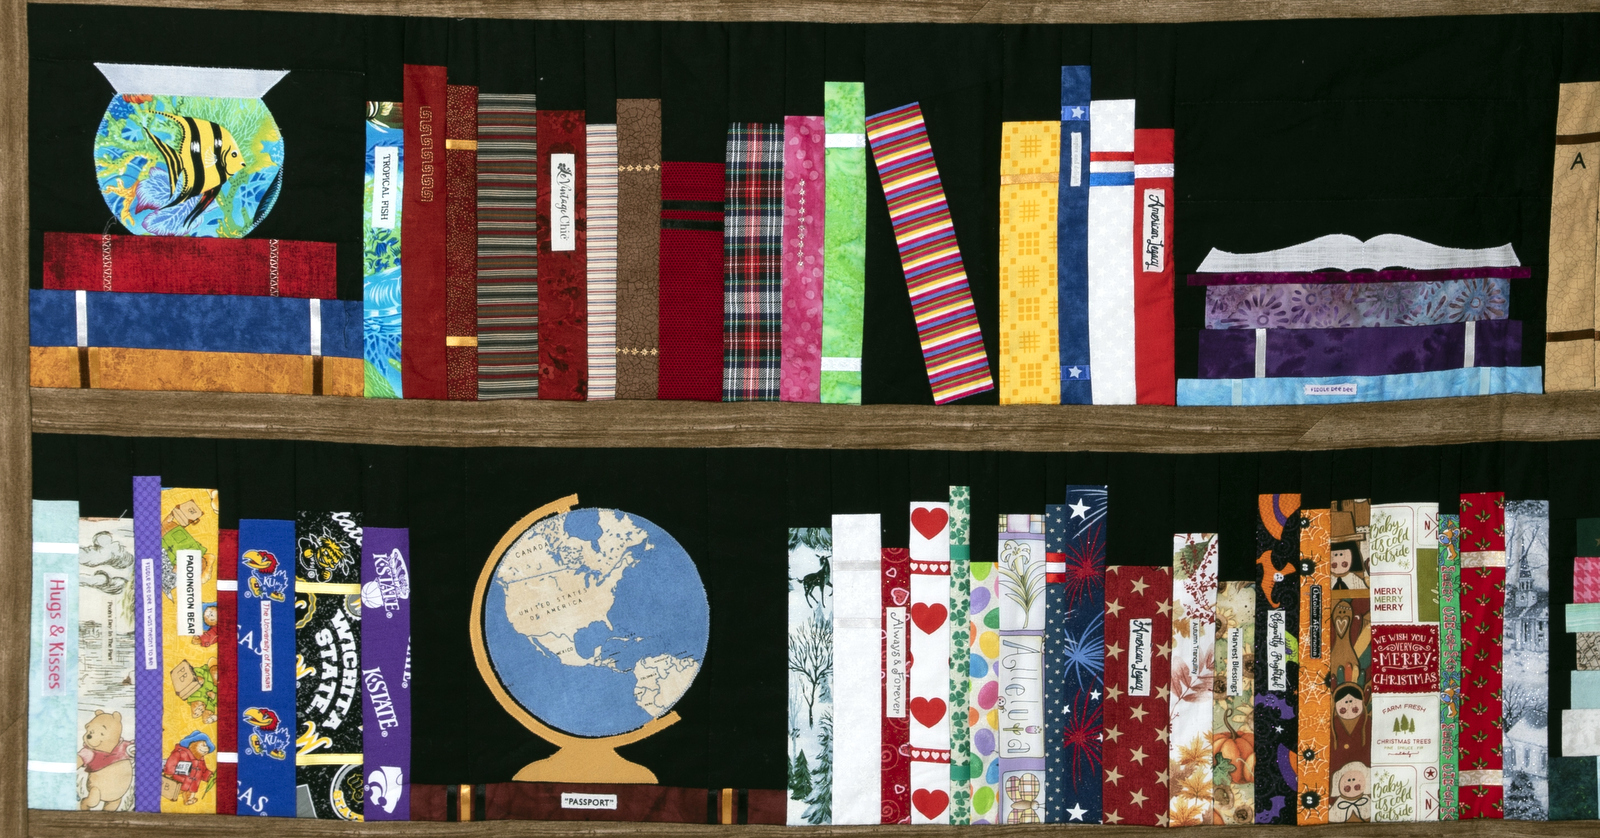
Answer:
[494, 509, 700, 716]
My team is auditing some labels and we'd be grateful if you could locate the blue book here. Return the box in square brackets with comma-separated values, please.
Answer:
[236, 519, 298, 817]
[1057, 67, 1092, 403]
[133, 476, 162, 811]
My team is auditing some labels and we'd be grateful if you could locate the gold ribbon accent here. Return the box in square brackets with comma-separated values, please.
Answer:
[445, 139, 478, 150]
[446, 335, 479, 347]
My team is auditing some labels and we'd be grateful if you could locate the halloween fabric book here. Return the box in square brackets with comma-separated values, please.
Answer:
[1254, 494, 1301, 824]
[1298, 508, 1332, 824]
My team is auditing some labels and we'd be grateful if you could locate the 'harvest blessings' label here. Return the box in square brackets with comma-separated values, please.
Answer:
[552, 153, 576, 251]
[1128, 618, 1152, 696]
[1226, 627, 1245, 696]
[885, 607, 907, 717]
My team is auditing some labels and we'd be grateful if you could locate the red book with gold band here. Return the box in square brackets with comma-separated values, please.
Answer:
[1101, 565, 1172, 826]
[43, 233, 336, 299]
[403, 64, 449, 400]
[536, 110, 588, 400]
[445, 84, 479, 400]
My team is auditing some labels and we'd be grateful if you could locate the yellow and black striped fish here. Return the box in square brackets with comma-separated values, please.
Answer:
[142, 112, 245, 226]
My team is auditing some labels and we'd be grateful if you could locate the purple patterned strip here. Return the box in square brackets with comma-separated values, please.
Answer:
[1187, 267, 1531, 286]
[362, 528, 411, 821]
[1198, 319, 1522, 379]
[1204, 277, 1510, 330]
[133, 475, 162, 812]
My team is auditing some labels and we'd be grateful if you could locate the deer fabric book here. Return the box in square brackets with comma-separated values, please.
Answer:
[1367, 502, 1441, 822]
[997, 514, 1046, 823]
[787, 527, 833, 826]
[1459, 491, 1507, 818]
[1169, 533, 1218, 827]
[237, 519, 298, 817]
[1101, 565, 1172, 825]
[159, 488, 220, 814]
[294, 511, 364, 820]
[29, 500, 80, 810]
[77, 516, 137, 813]
[1254, 494, 1302, 824]
[1298, 508, 1333, 824]
[908, 503, 952, 823]
[1328, 499, 1374, 824]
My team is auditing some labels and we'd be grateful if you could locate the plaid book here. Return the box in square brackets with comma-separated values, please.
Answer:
[475, 93, 539, 399]
[722, 123, 784, 401]
[865, 103, 995, 404]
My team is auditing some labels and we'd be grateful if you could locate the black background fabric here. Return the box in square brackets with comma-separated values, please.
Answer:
[30, 432, 1596, 791]
[25, 6, 1585, 399]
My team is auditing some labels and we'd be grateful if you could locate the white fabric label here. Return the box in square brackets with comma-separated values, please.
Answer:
[1255, 329, 1268, 378]
[28, 761, 76, 773]
[552, 153, 577, 251]
[1267, 609, 1288, 691]
[1141, 188, 1166, 272]
[32, 541, 78, 553]
[309, 299, 323, 357]
[885, 607, 907, 718]
[1070, 132, 1083, 187]
[75, 290, 88, 348]
[1226, 626, 1245, 696]
[176, 549, 203, 636]
[216, 579, 238, 592]
[825, 132, 866, 148]
[142, 558, 157, 670]
[1134, 163, 1174, 179]
[260, 600, 274, 691]
[821, 356, 862, 372]
[372, 146, 400, 229]
[1463, 320, 1477, 368]
[1128, 618, 1153, 696]
[42, 572, 69, 694]
[1305, 383, 1358, 396]
[216, 751, 239, 764]
[561, 793, 618, 810]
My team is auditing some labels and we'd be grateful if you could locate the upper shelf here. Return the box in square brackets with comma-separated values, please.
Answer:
[29, 387, 1600, 452]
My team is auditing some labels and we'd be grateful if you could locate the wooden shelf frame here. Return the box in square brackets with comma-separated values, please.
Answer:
[13, 1, 1600, 836]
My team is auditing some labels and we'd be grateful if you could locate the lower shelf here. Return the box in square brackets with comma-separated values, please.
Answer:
[28, 387, 1600, 453]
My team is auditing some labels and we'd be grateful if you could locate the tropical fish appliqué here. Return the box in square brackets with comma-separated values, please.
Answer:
[142, 112, 245, 227]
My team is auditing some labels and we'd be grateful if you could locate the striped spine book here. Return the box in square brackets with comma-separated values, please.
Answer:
[587, 123, 619, 400]
[864, 102, 994, 404]
[475, 93, 540, 399]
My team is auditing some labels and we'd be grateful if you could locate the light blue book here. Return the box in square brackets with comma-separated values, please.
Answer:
[29, 499, 80, 809]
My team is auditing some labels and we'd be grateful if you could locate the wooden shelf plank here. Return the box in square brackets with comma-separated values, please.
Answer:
[25, 0, 1600, 23]
[29, 386, 1600, 452]
[26, 809, 1600, 836]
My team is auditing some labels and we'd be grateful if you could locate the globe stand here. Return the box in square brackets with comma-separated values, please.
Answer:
[469, 494, 684, 785]
[511, 712, 679, 784]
